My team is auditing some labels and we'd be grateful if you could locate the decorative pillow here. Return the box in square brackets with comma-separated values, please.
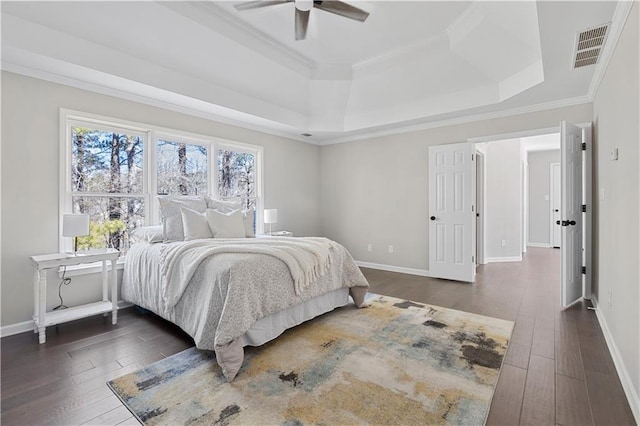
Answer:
[205, 195, 243, 213]
[131, 225, 164, 243]
[181, 207, 213, 241]
[158, 196, 207, 241]
[206, 209, 246, 238]
[243, 209, 255, 238]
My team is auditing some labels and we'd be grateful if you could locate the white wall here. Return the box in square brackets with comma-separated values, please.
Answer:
[0, 71, 321, 328]
[484, 139, 523, 261]
[592, 2, 639, 418]
[527, 149, 560, 246]
[319, 103, 592, 272]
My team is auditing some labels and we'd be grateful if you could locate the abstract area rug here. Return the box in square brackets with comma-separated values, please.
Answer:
[108, 295, 513, 425]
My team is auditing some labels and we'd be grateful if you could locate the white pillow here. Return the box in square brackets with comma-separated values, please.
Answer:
[158, 196, 207, 241]
[181, 208, 213, 241]
[206, 209, 246, 238]
[243, 209, 255, 238]
[131, 225, 164, 243]
[205, 196, 243, 213]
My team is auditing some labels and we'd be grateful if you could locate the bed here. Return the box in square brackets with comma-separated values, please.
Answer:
[122, 235, 369, 382]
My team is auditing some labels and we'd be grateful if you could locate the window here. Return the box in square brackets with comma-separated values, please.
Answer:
[217, 147, 256, 210]
[157, 139, 208, 196]
[61, 111, 263, 257]
[65, 123, 146, 254]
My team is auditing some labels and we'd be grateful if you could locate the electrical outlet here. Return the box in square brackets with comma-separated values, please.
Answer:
[501, 240, 506, 247]
[388, 245, 394, 254]
[367, 244, 372, 252]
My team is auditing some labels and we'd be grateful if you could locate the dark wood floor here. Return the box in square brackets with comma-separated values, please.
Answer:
[1, 247, 635, 425]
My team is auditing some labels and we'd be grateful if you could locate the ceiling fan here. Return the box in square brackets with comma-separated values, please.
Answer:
[233, 0, 370, 41]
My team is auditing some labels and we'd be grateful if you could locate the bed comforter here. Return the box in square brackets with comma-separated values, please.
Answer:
[122, 237, 369, 381]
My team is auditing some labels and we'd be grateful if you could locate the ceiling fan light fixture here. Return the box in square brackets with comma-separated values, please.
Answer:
[295, 0, 313, 12]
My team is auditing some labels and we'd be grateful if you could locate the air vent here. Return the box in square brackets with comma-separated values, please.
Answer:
[573, 23, 610, 68]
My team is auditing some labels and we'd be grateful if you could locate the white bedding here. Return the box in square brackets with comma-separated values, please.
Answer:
[122, 237, 369, 380]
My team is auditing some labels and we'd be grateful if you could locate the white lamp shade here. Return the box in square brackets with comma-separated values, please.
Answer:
[264, 209, 278, 224]
[63, 214, 90, 237]
[295, 0, 313, 11]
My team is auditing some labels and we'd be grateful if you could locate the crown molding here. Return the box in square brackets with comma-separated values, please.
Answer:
[1, 51, 316, 145]
[319, 95, 592, 145]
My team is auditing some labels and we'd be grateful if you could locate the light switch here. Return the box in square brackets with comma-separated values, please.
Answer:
[544, 195, 550, 201]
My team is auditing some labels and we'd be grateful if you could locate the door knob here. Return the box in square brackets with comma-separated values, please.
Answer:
[556, 220, 561, 225]
[569, 220, 576, 226]
[430, 216, 436, 221]
[554, 209, 559, 212]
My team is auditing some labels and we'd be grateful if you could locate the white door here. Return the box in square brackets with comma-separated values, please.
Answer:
[429, 142, 476, 282]
[551, 163, 561, 248]
[561, 122, 583, 307]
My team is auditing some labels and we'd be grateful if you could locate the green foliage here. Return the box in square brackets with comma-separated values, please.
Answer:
[77, 219, 126, 249]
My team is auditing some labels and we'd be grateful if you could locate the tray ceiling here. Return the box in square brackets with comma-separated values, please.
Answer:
[1, 1, 622, 144]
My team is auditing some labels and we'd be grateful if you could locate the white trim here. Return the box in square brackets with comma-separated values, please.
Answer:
[484, 256, 523, 263]
[355, 261, 432, 278]
[0, 301, 134, 338]
[322, 97, 591, 145]
[550, 162, 561, 248]
[587, 1, 635, 101]
[591, 297, 640, 424]
[527, 243, 552, 248]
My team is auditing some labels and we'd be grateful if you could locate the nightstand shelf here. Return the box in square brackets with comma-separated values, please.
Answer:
[42, 301, 114, 327]
[30, 249, 120, 343]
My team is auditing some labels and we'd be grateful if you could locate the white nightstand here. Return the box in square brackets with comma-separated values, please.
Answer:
[30, 249, 120, 344]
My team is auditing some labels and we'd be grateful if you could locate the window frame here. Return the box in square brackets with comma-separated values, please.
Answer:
[60, 109, 264, 258]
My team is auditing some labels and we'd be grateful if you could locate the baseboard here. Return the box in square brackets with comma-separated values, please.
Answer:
[0, 300, 134, 338]
[355, 261, 432, 277]
[527, 242, 552, 248]
[591, 296, 640, 424]
[484, 256, 523, 263]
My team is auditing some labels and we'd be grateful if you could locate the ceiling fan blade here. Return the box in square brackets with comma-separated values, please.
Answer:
[295, 8, 310, 40]
[314, 1, 369, 22]
[234, 0, 291, 11]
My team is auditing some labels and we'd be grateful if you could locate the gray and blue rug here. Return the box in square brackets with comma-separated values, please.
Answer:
[108, 294, 513, 425]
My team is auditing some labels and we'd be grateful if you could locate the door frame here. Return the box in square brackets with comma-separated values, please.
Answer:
[475, 150, 485, 265]
[467, 123, 592, 302]
[550, 162, 561, 248]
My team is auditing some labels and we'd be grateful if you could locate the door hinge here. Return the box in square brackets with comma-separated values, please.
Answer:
[472, 154, 475, 161]
[582, 204, 587, 212]
[472, 256, 475, 263]
[582, 142, 587, 150]
[581, 266, 586, 274]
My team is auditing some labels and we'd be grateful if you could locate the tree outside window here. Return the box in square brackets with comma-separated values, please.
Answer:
[70, 126, 144, 253]
[218, 149, 256, 210]
[156, 140, 208, 196]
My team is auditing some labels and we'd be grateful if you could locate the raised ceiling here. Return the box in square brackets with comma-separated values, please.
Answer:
[1, 1, 624, 144]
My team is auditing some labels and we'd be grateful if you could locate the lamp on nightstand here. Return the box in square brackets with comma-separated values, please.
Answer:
[264, 209, 278, 235]
[63, 214, 90, 255]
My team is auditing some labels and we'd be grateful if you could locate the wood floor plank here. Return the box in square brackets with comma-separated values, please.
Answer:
[485, 364, 527, 426]
[555, 373, 593, 426]
[531, 317, 555, 360]
[584, 370, 636, 426]
[504, 341, 531, 370]
[520, 355, 555, 426]
[555, 319, 584, 379]
[82, 405, 133, 426]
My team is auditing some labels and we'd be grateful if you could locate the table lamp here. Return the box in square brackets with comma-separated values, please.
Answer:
[63, 214, 90, 255]
[264, 209, 278, 235]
